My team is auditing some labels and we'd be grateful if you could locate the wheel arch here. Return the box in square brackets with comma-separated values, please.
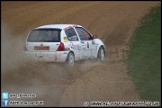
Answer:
[66, 50, 75, 61]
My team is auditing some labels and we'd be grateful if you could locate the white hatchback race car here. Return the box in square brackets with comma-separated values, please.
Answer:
[24, 24, 106, 66]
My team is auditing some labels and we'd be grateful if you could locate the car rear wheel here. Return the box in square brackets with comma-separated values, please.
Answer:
[67, 52, 74, 66]
[97, 47, 105, 62]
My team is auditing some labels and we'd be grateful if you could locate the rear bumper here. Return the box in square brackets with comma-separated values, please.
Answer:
[24, 51, 69, 62]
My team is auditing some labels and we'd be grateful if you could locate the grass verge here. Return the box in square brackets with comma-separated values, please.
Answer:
[128, 6, 161, 101]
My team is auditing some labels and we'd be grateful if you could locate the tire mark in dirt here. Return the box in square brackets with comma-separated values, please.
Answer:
[34, 2, 102, 26]
[2, 2, 101, 36]
[2, 2, 87, 20]
[59, 2, 105, 24]
[107, 45, 129, 63]
[60, 2, 121, 30]
[60, 62, 140, 106]
[86, 3, 123, 30]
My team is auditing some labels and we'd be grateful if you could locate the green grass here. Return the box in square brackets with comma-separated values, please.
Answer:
[128, 6, 161, 101]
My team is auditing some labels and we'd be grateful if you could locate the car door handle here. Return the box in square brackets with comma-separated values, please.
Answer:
[82, 45, 85, 46]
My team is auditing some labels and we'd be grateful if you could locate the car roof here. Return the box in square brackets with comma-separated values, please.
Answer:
[35, 24, 82, 30]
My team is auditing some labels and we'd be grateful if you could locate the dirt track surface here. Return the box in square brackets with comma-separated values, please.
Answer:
[1, 1, 160, 107]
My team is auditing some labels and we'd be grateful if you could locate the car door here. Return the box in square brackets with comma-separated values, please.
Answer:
[65, 27, 81, 60]
[74, 27, 94, 59]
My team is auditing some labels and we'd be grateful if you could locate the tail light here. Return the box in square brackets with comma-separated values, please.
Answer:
[57, 42, 65, 51]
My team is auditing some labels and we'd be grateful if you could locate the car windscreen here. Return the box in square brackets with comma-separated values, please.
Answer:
[27, 29, 61, 42]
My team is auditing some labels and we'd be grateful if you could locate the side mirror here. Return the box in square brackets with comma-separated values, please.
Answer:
[93, 35, 98, 39]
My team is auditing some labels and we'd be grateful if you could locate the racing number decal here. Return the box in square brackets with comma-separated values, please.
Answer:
[64, 37, 68, 42]
[70, 42, 74, 48]
[40, 43, 43, 47]
[70, 42, 80, 50]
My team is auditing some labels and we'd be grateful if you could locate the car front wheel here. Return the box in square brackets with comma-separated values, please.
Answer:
[97, 47, 105, 62]
[67, 52, 75, 66]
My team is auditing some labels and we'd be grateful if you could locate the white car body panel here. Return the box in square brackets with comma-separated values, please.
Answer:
[25, 24, 106, 63]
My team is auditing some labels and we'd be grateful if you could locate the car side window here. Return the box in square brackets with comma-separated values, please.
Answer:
[65, 28, 78, 41]
[75, 27, 93, 40]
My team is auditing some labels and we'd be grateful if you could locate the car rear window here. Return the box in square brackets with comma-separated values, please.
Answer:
[27, 29, 61, 42]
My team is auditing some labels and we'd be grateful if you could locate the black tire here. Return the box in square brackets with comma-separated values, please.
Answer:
[97, 46, 105, 62]
[66, 52, 75, 66]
